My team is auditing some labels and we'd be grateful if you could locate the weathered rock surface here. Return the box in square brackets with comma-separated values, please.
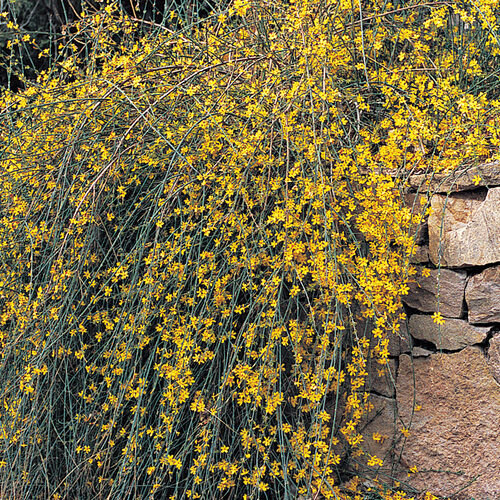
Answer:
[404, 192, 429, 245]
[410, 346, 433, 357]
[361, 394, 397, 461]
[428, 188, 500, 267]
[466, 265, 500, 323]
[404, 267, 466, 318]
[367, 358, 397, 398]
[387, 323, 411, 357]
[360, 315, 411, 357]
[409, 161, 500, 193]
[396, 348, 500, 499]
[408, 314, 491, 350]
[409, 244, 429, 264]
[487, 332, 500, 384]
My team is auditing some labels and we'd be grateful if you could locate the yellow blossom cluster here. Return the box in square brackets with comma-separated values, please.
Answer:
[0, 0, 499, 498]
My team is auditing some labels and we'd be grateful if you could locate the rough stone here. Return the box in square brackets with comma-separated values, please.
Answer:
[396, 348, 500, 499]
[359, 314, 411, 357]
[408, 161, 500, 193]
[428, 188, 500, 267]
[367, 358, 397, 398]
[410, 346, 433, 357]
[409, 244, 429, 264]
[466, 265, 500, 323]
[387, 321, 412, 357]
[408, 314, 491, 350]
[360, 394, 397, 461]
[404, 192, 429, 245]
[487, 332, 500, 384]
[387, 334, 409, 357]
[403, 267, 466, 318]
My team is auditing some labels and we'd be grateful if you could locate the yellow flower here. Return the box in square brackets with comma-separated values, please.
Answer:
[422, 267, 431, 277]
[367, 455, 383, 467]
[431, 311, 445, 325]
[424, 493, 439, 500]
[231, 0, 250, 16]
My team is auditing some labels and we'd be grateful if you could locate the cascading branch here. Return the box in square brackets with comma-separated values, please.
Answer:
[0, 0, 499, 498]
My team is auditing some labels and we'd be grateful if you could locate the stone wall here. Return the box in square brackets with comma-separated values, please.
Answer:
[365, 163, 500, 499]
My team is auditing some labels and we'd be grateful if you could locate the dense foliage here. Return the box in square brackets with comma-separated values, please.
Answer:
[1, 0, 499, 498]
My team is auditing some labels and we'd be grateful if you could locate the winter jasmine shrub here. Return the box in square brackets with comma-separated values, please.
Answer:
[1, 1, 499, 498]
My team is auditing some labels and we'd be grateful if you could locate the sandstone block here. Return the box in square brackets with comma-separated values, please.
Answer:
[410, 346, 433, 357]
[360, 394, 397, 461]
[487, 333, 500, 384]
[466, 265, 500, 323]
[367, 358, 397, 398]
[409, 244, 429, 264]
[404, 192, 429, 245]
[396, 348, 500, 499]
[408, 161, 500, 193]
[408, 314, 491, 350]
[358, 314, 411, 357]
[387, 321, 411, 357]
[403, 267, 466, 317]
[428, 188, 500, 267]
[387, 332, 411, 357]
